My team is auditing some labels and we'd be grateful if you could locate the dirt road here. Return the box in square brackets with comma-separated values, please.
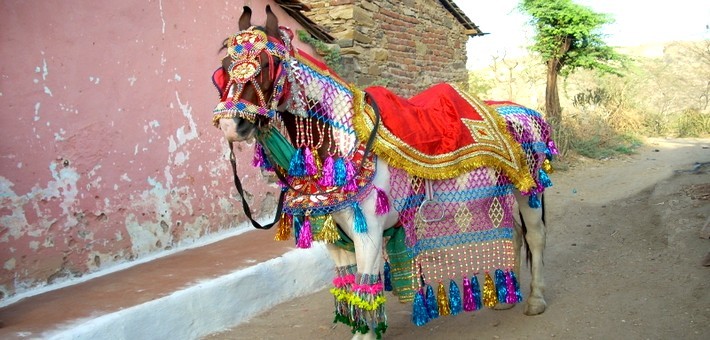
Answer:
[206, 138, 710, 340]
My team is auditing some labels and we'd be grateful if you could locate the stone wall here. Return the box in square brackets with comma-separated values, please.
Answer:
[303, 0, 469, 97]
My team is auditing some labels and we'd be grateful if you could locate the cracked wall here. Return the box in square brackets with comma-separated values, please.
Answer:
[0, 0, 317, 302]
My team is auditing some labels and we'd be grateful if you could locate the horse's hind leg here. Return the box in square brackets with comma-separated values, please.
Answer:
[515, 191, 547, 316]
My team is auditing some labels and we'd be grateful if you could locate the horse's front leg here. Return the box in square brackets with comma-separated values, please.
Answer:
[515, 191, 547, 315]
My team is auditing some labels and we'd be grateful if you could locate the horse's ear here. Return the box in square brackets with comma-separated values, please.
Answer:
[239, 6, 252, 30]
[265, 5, 279, 38]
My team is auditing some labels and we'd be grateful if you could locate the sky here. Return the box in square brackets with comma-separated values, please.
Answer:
[457, 0, 710, 69]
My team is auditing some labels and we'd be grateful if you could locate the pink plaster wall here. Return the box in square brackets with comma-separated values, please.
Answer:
[0, 0, 318, 302]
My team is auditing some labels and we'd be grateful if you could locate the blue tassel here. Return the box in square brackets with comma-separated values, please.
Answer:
[495, 269, 507, 303]
[412, 289, 430, 326]
[528, 195, 541, 208]
[539, 169, 553, 188]
[425, 284, 439, 319]
[448, 279, 462, 315]
[260, 146, 273, 171]
[334, 157, 347, 186]
[288, 148, 306, 177]
[384, 261, 393, 291]
[471, 275, 482, 310]
[352, 203, 367, 233]
[292, 215, 303, 245]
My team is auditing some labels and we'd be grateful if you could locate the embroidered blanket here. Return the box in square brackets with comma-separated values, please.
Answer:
[353, 83, 535, 192]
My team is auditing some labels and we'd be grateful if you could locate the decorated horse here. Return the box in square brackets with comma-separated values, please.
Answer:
[212, 6, 557, 339]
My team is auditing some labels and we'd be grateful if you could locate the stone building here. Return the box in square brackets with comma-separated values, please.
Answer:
[301, 0, 482, 97]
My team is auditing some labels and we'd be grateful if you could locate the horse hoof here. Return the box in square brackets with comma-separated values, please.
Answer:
[524, 297, 547, 315]
[493, 303, 515, 310]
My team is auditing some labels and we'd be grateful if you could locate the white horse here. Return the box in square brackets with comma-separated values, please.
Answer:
[213, 6, 553, 339]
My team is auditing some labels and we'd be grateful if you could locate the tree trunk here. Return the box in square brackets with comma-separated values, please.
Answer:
[545, 59, 562, 125]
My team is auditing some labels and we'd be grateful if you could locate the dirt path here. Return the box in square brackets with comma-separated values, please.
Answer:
[206, 138, 710, 340]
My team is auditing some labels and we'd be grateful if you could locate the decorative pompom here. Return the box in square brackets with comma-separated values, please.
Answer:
[547, 140, 559, 156]
[412, 289, 430, 326]
[483, 271, 498, 308]
[318, 155, 335, 187]
[471, 275, 483, 310]
[374, 187, 390, 215]
[384, 261, 393, 292]
[542, 158, 554, 173]
[462, 276, 475, 312]
[539, 169, 553, 188]
[303, 147, 319, 176]
[314, 214, 339, 243]
[495, 269, 507, 303]
[288, 148, 306, 177]
[343, 159, 358, 192]
[352, 203, 368, 233]
[296, 216, 312, 249]
[334, 157, 347, 186]
[528, 195, 541, 208]
[425, 284, 439, 319]
[437, 281, 451, 316]
[274, 213, 292, 241]
[448, 279, 462, 315]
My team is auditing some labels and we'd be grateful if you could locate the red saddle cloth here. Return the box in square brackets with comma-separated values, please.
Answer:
[366, 83, 483, 156]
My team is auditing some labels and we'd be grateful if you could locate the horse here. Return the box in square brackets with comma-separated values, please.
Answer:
[212, 6, 557, 339]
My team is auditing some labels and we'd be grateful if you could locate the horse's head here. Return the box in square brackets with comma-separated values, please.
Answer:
[212, 5, 293, 142]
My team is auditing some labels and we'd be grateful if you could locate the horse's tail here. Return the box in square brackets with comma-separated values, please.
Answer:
[520, 193, 545, 269]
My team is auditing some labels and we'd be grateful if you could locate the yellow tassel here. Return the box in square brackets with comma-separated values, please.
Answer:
[542, 159, 554, 173]
[314, 214, 340, 243]
[274, 213, 292, 241]
[483, 271, 498, 308]
[436, 281, 451, 316]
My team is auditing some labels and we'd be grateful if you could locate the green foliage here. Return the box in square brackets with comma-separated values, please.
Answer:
[296, 30, 343, 73]
[674, 109, 710, 137]
[520, 0, 628, 77]
[467, 71, 492, 97]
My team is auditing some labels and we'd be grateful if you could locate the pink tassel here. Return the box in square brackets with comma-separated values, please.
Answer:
[318, 155, 335, 187]
[375, 187, 390, 215]
[303, 147, 318, 176]
[343, 160, 358, 192]
[297, 216, 312, 249]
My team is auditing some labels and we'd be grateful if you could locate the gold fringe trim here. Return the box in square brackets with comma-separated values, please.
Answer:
[351, 84, 536, 192]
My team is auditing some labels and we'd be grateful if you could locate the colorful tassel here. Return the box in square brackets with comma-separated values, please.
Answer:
[352, 203, 368, 233]
[314, 214, 339, 243]
[412, 289, 430, 326]
[425, 284, 439, 319]
[448, 279, 462, 315]
[374, 187, 390, 215]
[303, 147, 318, 176]
[471, 275, 482, 310]
[539, 169, 553, 188]
[528, 195, 541, 208]
[318, 155, 335, 187]
[334, 157, 347, 186]
[483, 271, 498, 308]
[292, 215, 303, 243]
[252, 143, 265, 167]
[437, 281, 451, 316]
[384, 261, 393, 291]
[542, 158, 554, 173]
[509, 270, 523, 303]
[462, 276, 475, 312]
[288, 148, 306, 177]
[505, 271, 520, 303]
[343, 159, 358, 192]
[296, 216, 312, 249]
[495, 269, 507, 303]
[274, 213, 293, 241]
[547, 140, 559, 155]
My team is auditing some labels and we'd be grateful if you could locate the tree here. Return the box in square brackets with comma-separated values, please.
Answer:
[519, 0, 626, 125]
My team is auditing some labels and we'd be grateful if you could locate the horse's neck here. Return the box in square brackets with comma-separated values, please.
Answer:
[283, 51, 359, 159]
